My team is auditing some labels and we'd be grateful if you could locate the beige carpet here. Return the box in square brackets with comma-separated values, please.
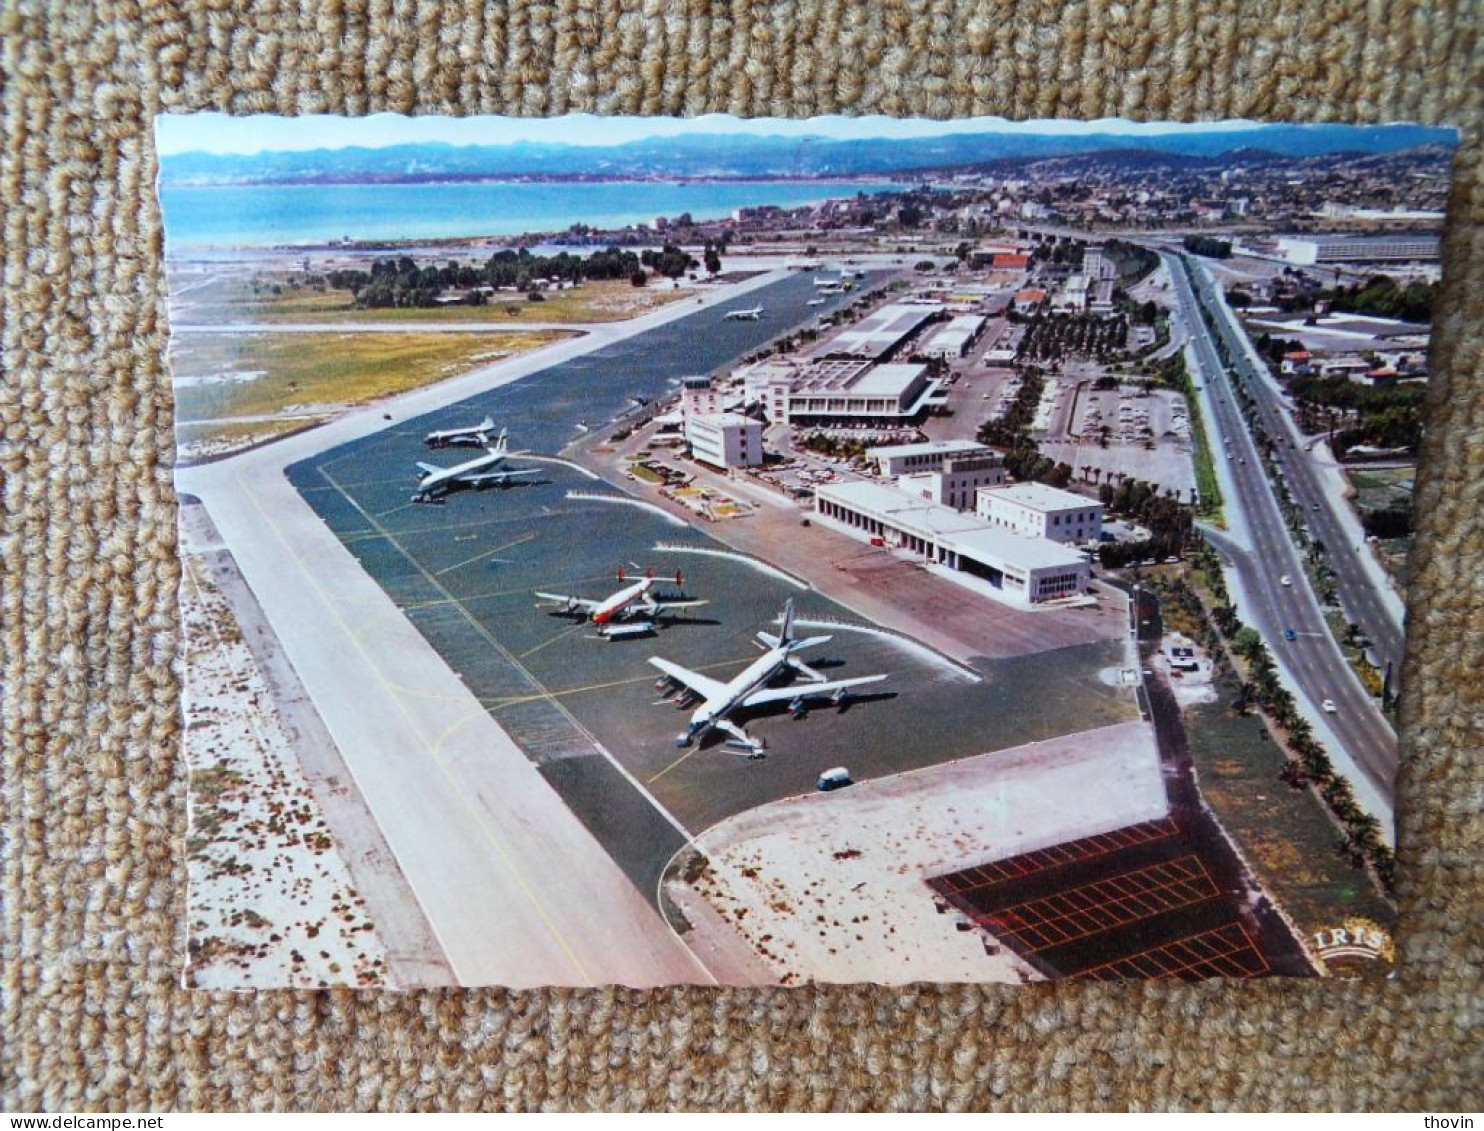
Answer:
[2, 0, 1480, 1111]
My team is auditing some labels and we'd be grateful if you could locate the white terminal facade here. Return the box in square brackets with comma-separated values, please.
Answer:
[976, 481, 1104, 545]
[685, 411, 764, 469]
[1273, 234, 1441, 265]
[814, 479, 1094, 604]
[868, 439, 994, 477]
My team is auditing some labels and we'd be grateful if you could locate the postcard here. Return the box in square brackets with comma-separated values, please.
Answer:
[157, 113, 1454, 988]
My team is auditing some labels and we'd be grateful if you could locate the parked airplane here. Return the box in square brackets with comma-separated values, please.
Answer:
[649, 598, 888, 755]
[424, 415, 496, 448]
[534, 568, 707, 640]
[411, 431, 538, 502]
[723, 305, 763, 321]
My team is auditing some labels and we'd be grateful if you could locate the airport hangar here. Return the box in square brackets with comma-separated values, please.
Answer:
[813, 479, 1092, 603]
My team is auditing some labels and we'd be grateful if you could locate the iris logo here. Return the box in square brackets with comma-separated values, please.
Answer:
[1312, 918, 1394, 966]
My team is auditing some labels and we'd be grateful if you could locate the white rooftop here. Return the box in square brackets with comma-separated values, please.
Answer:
[946, 527, 1091, 571]
[867, 439, 991, 460]
[981, 482, 1099, 513]
[850, 364, 929, 396]
[816, 480, 983, 536]
[694, 411, 760, 428]
[818, 480, 1091, 570]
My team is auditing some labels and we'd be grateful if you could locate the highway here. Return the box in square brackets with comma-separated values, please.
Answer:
[1164, 253, 1398, 821]
[1181, 257, 1407, 682]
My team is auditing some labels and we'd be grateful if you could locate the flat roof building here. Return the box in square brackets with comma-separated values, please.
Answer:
[897, 454, 1007, 511]
[811, 302, 943, 361]
[1275, 234, 1440, 265]
[917, 314, 988, 360]
[786, 361, 939, 424]
[868, 439, 996, 477]
[814, 480, 1090, 603]
[977, 482, 1104, 545]
[685, 411, 764, 470]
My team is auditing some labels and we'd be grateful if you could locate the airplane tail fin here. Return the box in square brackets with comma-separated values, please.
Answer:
[479, 415, 495, 433]
[779, 597, 795, 644]
[488, 428, 509, 456]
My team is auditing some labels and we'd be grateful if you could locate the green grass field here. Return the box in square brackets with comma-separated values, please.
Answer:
[169, 330, 569, 458]
[171, 273, 692, 326]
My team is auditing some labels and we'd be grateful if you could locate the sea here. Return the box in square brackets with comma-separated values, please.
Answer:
[158, 179, 903, 249]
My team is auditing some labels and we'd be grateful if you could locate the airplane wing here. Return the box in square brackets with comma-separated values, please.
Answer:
[786, 656, 828, 683]
[648, 657, 729, 703]
[740, 674, 887, 709]
[534, 591, 600, 612]
[416, 461, 442, 476]
[648, 599, 710, 614]
[460, 468, 540, 484]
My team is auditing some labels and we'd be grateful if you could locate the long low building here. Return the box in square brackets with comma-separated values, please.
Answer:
[868, 439, 996, 476]
[786, 361, 941, 424]
[814, 480, 1091, 603]
[916, 314, 988, 360]
[811, 302, 944, 361]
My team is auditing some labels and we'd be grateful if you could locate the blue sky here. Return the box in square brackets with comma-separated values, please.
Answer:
[155, 113, 1271, 156]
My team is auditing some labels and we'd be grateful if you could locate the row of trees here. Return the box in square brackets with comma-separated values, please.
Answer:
[324, 247, 653, 308]
[1182, 235, 1232, 258]
[1015, 312, 1130, 364]
[1182, 541, 1395, 889]
[1095, 480, 1194, 566]
[1324, 274, 1437, 323]
[322, 244, 712, 308]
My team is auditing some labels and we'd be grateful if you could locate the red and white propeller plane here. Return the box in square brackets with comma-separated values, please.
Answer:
[534, 566, 708, 640]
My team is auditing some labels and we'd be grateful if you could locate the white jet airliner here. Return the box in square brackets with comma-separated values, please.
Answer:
[723, 305, 763, 321]
[649, 598, 888, 755]
[411, 430, 538, 502]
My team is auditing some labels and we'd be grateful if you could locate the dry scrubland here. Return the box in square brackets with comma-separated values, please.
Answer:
[182, 552, 389, 989]
[168, 330, 570, 458]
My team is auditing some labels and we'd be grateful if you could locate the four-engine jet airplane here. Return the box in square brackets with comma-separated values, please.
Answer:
[535, 568, 708, 640]
[649, 598, 888, 755]
[411, 430, 538, 502]
[723, 305, 763, 321]
[424, 415, 496, 448]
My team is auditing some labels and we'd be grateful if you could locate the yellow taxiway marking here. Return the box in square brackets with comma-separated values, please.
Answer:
[516, 621, 588, 660]
[647, 745, 702, 786]
[434, 532, 535, 576]
[243, 462, 594, 985]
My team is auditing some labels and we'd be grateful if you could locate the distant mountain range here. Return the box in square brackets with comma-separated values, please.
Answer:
[160, 124, 1457, 186]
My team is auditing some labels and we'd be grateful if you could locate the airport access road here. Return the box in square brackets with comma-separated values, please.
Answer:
[175, 267, 801, 987]
[1182, 257, 1407, 682]
[1166, 253, 1398, 823]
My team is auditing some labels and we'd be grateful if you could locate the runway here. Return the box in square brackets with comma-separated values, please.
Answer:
[176, 267, 796, 987]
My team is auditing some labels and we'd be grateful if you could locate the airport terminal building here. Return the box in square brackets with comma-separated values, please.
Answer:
[813, 480, 1091, 604]
[686, 411, 764, 469]
[977, 482, 1104, 545]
